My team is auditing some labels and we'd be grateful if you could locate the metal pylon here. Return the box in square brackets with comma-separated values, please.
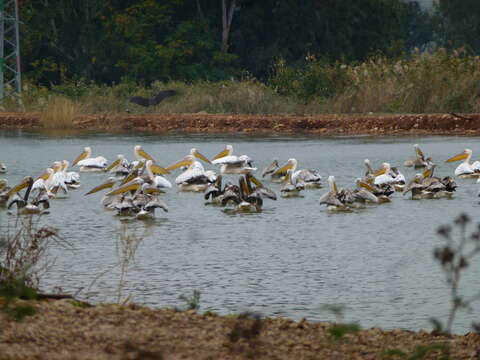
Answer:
[0, 0, 21, 101]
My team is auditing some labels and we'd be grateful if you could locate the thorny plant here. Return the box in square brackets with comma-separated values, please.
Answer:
[433, 213, 480, 334]
[0, 215, 69, 298]
[115, 225, 144, 304]
[178, 290, 201, 311]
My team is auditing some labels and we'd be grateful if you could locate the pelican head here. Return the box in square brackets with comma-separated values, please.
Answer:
[85, 177, 117, 195]
[0, 179, 8, 190]
[273, 158, 297, 176]
[327, 175, 338, 193]
[446, 149, 472, 163]
[165, 155, 195, 171]
[374, 162, 391, 176]
[37, 168, 54, 181]
[145, 159, 170, 176]
[62, 160, 70, 171]
[106, 178, 144, 196]
[190, 148, 211, 164]
[105, 154, 126, 172]
[7, 176, 33, 197]
[72, 147, 92, 166]
[212, 145, 233, 161]
[356, 178, 376, 191]
[134, 145, 154, 161]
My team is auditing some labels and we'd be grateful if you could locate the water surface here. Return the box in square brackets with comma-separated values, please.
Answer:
[1, 130, 479, 333]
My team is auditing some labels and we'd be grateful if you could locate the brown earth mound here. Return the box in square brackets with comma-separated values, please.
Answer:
[1, 112, 480, 135]
[0, 299, 479, 360]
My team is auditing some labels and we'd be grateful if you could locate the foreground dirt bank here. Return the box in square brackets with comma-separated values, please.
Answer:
[0, 299, 478, 360]
[1, 112, 480, 135]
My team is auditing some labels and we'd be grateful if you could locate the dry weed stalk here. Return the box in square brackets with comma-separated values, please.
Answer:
[434, 213, 480, 334]
[40, 96, 81, 129]
[115, 225, 144, 304]
[0, 215, 69, 297]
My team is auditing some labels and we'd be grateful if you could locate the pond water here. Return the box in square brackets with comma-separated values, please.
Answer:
[1, 130, 479, 333]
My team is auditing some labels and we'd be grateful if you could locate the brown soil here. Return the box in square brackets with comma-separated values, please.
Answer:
[2, 112, 480, 135]
[0, 299, 479, 359]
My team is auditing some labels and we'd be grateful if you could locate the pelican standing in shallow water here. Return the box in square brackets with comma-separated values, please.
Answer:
[445, 149, 480, 178]
[72, 147, 108, 172]
[211, 145, 256, 175]
[166, 155, 215, 192]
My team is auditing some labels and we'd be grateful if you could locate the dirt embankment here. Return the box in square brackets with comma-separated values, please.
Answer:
[0, 299, 479, 360]
[1, 112, 480, 135]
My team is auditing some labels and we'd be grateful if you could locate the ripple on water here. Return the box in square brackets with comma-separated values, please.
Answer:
[0, 131, 479, 333]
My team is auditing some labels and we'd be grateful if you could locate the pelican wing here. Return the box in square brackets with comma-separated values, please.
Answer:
[153, 176, 172, 188]
[77, 157, 107, 168]
[175, 166, 204, 185]
[212, 155, 242, 165]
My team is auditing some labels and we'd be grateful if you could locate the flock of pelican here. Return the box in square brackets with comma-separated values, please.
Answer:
[0, 143, 478, 217]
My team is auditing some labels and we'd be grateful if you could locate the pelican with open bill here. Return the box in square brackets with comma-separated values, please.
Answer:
[445, 149, 480, 178]
[72, 147, 108, 172]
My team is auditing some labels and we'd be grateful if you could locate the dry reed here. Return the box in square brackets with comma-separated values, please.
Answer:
[39, 96, 81, 129]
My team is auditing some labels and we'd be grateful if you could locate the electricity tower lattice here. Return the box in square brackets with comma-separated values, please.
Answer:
[0, 0, 21, 101]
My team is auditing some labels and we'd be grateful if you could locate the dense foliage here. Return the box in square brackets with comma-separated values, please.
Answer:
[19, 0, 436, 85]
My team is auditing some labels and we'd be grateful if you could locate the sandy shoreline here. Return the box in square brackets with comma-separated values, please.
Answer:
[0, 299, 479, 359]
[1, 112, 480, 135]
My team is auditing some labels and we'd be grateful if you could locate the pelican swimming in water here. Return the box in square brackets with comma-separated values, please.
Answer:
[373, 163, 405, 191]
[445, 149, 480, 178]
[319, 176, 352, 211]
[0, 162, 6, 174]
[211, 145, 256, 175]
[404, 144, 434, 168]
[6, 176, 50, 215]
[72, 147, 108, 172]
[270, 158, 322, 187]
[61, 160, 80, 189]
[166, 155, 215, 192]
[280, 169, 305, 197]
[105, 154, 130, 176]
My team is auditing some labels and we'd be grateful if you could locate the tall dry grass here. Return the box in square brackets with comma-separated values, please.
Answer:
[2, 48, 480, 116]
[39, 96, 82, 129]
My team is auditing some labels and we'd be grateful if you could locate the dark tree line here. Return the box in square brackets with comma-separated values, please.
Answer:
[16, 0, 480, 86]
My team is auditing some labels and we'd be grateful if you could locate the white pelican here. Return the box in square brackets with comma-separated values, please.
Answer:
[280, 169, 305, 197]
[319, 176, 351, 211]
[373, 163, 406, 190]
[6, 176, 50, 215]
[0, 162, 6, 173]
[364, 159, 375, 177]
[166, 155, 215, 192]
[270, 158, 322, 187]
[49, 161, 69, 198]
[211, 145, 256, 174]
[72, 147, 108, 172]
[61, 160, 80, 189]
[445, 149, 480, 178]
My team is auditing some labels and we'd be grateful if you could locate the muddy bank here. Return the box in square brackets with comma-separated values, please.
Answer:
[0, 299, 478, 360]
[1, 112, 480, 135]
